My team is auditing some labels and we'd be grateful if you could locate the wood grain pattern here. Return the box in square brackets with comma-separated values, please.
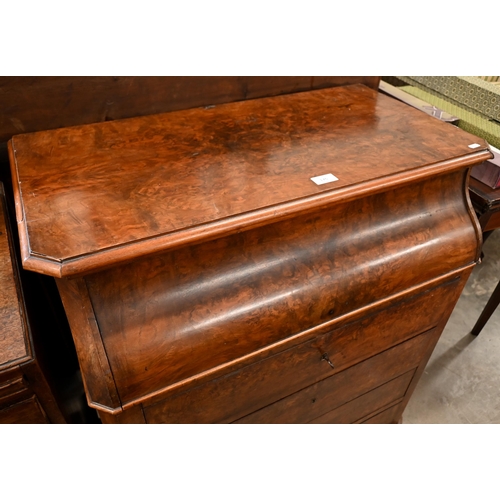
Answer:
[352, 400, 405, 424]
[393, 270, 472, 415]
[0, 396, 49, 424]
[360, 403, 402, 424]
[0, 184, 30, 369]
[9, 85, 491, 277]
[242, 369, 416, 425]
[469, 177, 500, 208]
[8, 80, 488, 423]
[146, 329, 434, 424]
[0, 77, 381, 145]
[138, 277, 461, 423]
[0, 366, 23, 387]
[81, 170, 476, 406]
[0, 375, 28, 408]
[56, 277, 121, 412]
[469, 177, 500, 231]
[98, 405, 145, 424]
[1, 183, 75, 423]
[18, 358, 67, 423]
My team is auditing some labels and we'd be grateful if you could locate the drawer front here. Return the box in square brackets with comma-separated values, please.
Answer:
[87, 170, 476, 406]
[0, 376, 30, 409]
[0, 366, 23, 386]
[307, 279, 460, 379]
[142, 278, 459, 423]
[0, 375, 25, 395]
[235, 353, 418, 424]
[144, 324, 436, 424]
[0, 396, 49, 424]
[304, 370, 414, 424]
[360, 403, 402, 424]
[143, 278, 459, 424]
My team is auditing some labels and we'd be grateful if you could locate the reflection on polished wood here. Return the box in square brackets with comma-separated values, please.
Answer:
[9, 82, 493, 423]
[9, 84, 489, 277]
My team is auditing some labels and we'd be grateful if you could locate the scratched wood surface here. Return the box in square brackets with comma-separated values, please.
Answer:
[0, 183, 30, 369]
[9, 84, 491, 277]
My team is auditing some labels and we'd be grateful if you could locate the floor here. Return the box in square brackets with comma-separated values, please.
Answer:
[403, 229, 500, 424]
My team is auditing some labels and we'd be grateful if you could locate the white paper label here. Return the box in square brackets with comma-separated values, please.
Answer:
[468, 143, 481, 149]
[311, 173, 339, 185]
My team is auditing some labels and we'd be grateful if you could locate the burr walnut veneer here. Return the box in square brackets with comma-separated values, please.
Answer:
[8, 84, 492, 423]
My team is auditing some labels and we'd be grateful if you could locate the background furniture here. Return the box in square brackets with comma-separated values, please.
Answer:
[383, 76, 500, 149]
[469, 177, 500, 233]
[8, 81, 491, 423]
[0, 183, 90, 423]
[468, 178, 500, 335]
[382, 77, 500, 337]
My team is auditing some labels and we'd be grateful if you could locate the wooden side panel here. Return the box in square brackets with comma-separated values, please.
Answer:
[481, 211, 500, 232]
[56, 278, 121, 412]
[393, 270, 473, 418]
[0, 184, 31, 370]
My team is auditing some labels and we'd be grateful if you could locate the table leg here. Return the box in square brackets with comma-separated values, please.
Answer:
[470, 278, 500, 336]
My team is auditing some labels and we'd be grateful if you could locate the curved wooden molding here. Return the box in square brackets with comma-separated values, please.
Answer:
[9, 85, 493, 278]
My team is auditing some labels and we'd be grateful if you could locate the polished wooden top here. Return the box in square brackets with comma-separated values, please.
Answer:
[0, 184, 31, 370]
[9, 84, 492, 277]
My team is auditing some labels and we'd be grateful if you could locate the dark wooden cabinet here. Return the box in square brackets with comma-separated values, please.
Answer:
[469, 176, 500, 232]
[7, 83, 492, 423]
[0, 184, 84, 423]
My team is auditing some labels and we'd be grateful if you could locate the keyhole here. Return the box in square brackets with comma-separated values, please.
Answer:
[321, 352, 335, 369]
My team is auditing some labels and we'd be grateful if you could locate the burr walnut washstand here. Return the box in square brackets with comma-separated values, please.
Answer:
[8, 84, 492, 423]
